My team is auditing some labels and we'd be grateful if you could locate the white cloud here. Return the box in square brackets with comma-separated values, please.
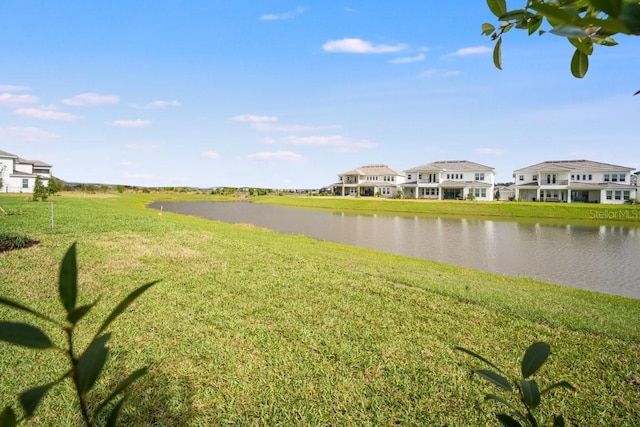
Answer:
[203, 151, 220, 159]
[418, 69, 460, 78]
[0, 85, 29, 92]
[0, 127, 58, 142]
[449, 46, 491, 56]
[0, 93, 38, 107]
[285, 135, 377, 153]
[475, 147, 505, 155]
[260, 6, 304, 21]
[253, 123, 315, 132]
[389, 53, 426, 64]
[62, 93, 119, 106]
[131, 100, 181, 109]
[323, 38, 407, 54]
[109, 119, 151, 127]
[247, 151, 305, 162]
[231, 114, 278, 123]
[125, 143, 161, 151]
[14, 105, 81, 121]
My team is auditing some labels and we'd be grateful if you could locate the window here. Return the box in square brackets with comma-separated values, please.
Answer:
[620, 174, 626, 182]
[519, 175, 524, 181]
[571, 175, 575, 180]
[604, 174, 610, 182]
[407, 174, 412, 181]
[381, 187, 390, 195]
[588, 174, 592, 181]
[615, 191, 622, 200]
[582, 174, 587, 180]
[446, 174, 450, 179]
[475, 173, 485, 181]
[22, 179, 28, 189]
[532, 175, 538, 181]
[612, 174, 618, 182]
[606, 191, 613, 200]
[623, 191, 630, 200]
[575, 175, 580, 181]
[418, 174, 422, 180]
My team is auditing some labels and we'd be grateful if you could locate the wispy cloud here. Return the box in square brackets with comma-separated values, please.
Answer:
[125, 143, 161, 151]
[0, 85, 29, 92]
[0, 93, 38, 107]
[0, 127, 58, 142]
[260, 6, 304, 21]
[449, 46, 491, 56]
[323, 38, 407, 54]
[247, 151, 305, 162]
[62, 93, 119, 106]
[119, 161, 135, 167]
[418, 69, 460, 78]
[109, 119, 151, 127]
[231, 114, 278, 123]
[131, 100, 181, 109]
[475, 147, 505, 155]
[14, 105, 81, 121]
[389, 53, 426, 64]
[285, 135, 377, 153]
[203, 151, 220, 159]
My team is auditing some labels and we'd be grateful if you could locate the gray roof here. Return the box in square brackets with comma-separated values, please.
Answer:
[514, 160, 634, 174]
[339, 164, 405, 177]
[0, 149, 18, 158]
[405, 160, 494, 172]
[15, 156, 52, 168]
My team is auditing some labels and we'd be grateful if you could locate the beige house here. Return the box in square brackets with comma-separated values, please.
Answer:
[401, 160, 495, 200]
[334, 164, 406, 198]
[513, 160, 636, 204]
[0, 149, 52, 193]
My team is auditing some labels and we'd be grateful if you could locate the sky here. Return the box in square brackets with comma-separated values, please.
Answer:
[1, 1, 639, 189]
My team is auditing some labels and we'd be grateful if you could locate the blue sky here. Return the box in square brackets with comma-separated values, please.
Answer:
[1, 1, 638, 188]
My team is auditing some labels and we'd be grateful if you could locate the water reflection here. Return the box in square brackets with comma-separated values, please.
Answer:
[150, 201, 639, 299]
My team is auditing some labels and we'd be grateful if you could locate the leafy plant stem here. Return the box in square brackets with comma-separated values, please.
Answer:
[65, 326, 92, 427]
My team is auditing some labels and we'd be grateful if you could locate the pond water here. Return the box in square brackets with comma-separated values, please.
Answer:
[149, 201, 640, 299]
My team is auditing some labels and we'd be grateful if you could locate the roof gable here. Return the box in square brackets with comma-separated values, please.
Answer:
[515, 160, 634, 173]
[405, 160, 494, 173]
[339, 164, 405, 176]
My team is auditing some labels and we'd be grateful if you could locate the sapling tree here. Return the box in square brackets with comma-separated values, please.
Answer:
[455, 341, 575, 426]
[0, 243, 158, 426]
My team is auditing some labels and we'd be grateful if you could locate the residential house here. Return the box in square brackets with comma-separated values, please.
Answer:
[334, 164, 405, 197]
[0, 149, 52, 193]
[401, 160, 495, 201]
[513, 160, 636, 204]
[494, 184, 516, 201]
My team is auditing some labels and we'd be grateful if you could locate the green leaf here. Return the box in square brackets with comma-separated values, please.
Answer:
[105, 397, 126, 427]
[588, 0, 624, 18]
[454, 346, 504, 374]
[531, 3, 580, 26]
[485, 393, 517, 411]
[540, 380, 577, 394]
[95, 281, 159, 338]
[499, 9, 527, 21]
[482, 22, 496, 36]
[0, 322, 53, 349]
[77, 333, 111, 394]
[528, 15, 543, 35]
[67, 301, 98, 325]
[522, 379, 541, 409]
[95, 367, 148, 417]
[59, 243, 78, 314]
[549, 24, 588, 37]
[521, 342, 550, 378]
[475, 369, 513, 392]
[0, 407, 17, 427]
[569, 37, 594, 55]
[497, 413, 524, 427]
[0, 297, 58, 325]
[19, 382, 55, 417]
[493, 37, 503, 70]
[487, 0, 507, 18]
[571, 48, 589, 78]
[620, 2, 640, 34]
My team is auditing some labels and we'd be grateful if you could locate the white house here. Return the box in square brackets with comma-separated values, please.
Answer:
[513, 160, 636, 204]
[334, 164, 406, 197]
[0, 149, 52, 193]
[401, 160, 495, 201]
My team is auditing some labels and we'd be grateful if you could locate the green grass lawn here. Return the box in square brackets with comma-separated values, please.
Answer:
[0, 193, 638, 426]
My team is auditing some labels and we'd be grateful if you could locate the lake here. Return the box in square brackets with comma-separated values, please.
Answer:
[149, 201, 640, 299]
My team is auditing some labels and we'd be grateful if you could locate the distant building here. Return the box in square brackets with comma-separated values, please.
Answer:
[334, 164, 406, 198]
[401, 160, 495, 201]
[513, 160, 636, 204]
[494, 184, 516, 201]
[0, 149, 52, 193]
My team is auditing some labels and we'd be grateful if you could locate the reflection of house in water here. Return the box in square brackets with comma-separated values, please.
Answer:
[513, 160, 637, 204]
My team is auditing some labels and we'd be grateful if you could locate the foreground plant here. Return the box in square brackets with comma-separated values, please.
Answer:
[0, 243, 158, 426]
[455, 342, 575, 426]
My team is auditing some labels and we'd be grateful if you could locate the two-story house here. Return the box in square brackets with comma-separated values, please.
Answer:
[513, 160, 636, 204]
[334, 164, 406, 197]
[0, 149, 52, 193]
[401, 160, 495, 201]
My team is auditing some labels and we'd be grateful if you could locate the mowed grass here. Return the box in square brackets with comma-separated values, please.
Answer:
[0, 193, 638, 426]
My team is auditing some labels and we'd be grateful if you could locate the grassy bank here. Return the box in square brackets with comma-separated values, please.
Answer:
[252, 195, 640, 225]
[0, 193, 638, 426]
